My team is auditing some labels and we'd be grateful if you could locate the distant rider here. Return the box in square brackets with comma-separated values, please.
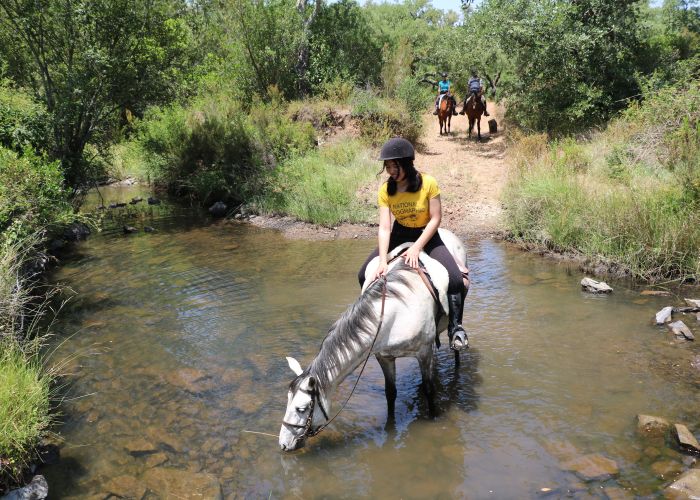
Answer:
[433, 72, 457, 116]
[463, 71, 490, 117]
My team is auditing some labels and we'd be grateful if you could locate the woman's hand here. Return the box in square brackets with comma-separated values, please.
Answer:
[404, 244, 421, 269]
[372, 260, 389, 281]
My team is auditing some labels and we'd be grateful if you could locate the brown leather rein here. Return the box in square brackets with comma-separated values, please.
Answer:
[282, 248, 442, 442]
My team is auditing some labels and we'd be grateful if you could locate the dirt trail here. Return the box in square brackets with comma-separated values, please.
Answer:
[414, 103, 508, 237]
[248, 102, 509, 240]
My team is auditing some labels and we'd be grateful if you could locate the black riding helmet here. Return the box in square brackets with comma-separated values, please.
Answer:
[378, 137, 415, 161]
[442, 72, 448, 78]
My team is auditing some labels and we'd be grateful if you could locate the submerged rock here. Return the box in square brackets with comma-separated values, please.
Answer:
[665, 469, 700, 499]
[581, 277, 613, 293]
[130, 196, 143, 204]
[103, 475, 146, 499]
[148, 197, 161, 205]
[641, 290, 672, 296]
[655, 306, 674, 325]
[651, 459, 684, 479]
[561, 453, 619, 480]
[675, 424, 700, 454]
[637, 414, 671, 437]
[667, 320, 695, 341]
[3, 474, 48, 500]
[123, 225, 138, 234]
[141, 467, 222, 499]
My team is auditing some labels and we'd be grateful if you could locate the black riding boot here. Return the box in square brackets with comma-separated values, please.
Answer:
[447, 290, 468, 351]
[451, 99, 457, 116]
[483, 98, 490, 116]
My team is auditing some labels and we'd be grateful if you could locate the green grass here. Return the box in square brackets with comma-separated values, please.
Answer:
[253, 139, 377, 226]
[0, 338, 51, 483]
[0, 234, 54, 490]
[503, 82, 700, 281]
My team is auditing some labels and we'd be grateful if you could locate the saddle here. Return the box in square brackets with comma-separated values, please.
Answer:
[362, 244, 449, 316]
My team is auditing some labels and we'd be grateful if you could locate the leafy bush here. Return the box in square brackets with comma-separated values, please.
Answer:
[0, 147, 71, 245]
[138, 92, 316, 204]
[0, 84, 51, 155]
[350, 89, 422, 144]
[395, 77, 432, 119]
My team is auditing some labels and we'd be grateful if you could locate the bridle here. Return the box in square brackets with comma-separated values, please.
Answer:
[281, 251, 442, 444]
[281, 384, 330, 440]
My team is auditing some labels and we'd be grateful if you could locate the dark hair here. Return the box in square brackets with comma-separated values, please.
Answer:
[378, 157, 422, 196]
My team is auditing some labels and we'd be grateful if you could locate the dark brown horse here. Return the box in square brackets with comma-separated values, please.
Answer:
[437, 95, 452, 136]
[461, 92, 485, 141]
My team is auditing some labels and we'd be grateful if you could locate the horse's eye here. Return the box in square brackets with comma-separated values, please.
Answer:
[296, 406, 308, 413]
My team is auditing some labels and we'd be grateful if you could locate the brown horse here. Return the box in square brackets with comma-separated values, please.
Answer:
[461, 92, 485, 141]
[437, 94, 452, 136]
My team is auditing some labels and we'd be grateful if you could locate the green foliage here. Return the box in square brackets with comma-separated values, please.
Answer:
[213, 0, 302, 100]
[309, 0, 382, 88]
[477, 0, 644, 134]
[254, 140, 376, 225]
[350, 88, 423, 144]
[0, 338, 51, 488]
[395, 77, 432, 118]
[137, 91, 315, 205]
[504, 80, 700, 280]
[0, 83, 50, 155]
[0, 147, 71, 246]
[0, 0, 199, 187]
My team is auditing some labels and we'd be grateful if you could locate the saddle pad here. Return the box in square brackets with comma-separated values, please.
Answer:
[362, 243, 449, 314]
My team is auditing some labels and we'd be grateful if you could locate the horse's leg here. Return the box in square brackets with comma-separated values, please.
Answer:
[477, 116, 481, 141]
[376, 354, 397, 421]
[417, 347, 437, 417]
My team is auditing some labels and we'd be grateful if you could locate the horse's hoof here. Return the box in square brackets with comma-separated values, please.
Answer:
[450, 329, 469, 351]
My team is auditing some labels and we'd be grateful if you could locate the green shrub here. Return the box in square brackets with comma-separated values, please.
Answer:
[0, 84, 50, 155]
[395, 77, 432, 119]
[138, 92, 316, 205]
[254, 140, 376, 225]
[139, 97, 255, 203]
[320, 76, 355, 104]
[350, 89, 422, 145]
[0, 147, 71, 245]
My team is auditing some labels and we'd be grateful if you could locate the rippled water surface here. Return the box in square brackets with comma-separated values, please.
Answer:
[43, 187, 700, 498]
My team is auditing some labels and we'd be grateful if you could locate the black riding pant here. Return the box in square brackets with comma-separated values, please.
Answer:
[357, 221, 464, 293]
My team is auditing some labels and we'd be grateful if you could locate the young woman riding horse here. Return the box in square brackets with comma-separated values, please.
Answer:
[357, 137, 468, 351]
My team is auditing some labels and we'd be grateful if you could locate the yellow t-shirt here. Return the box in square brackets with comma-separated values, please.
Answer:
[378, 173, 441, 228]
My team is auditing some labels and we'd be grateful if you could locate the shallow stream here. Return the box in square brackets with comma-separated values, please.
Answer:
[43, 186, 700, 498]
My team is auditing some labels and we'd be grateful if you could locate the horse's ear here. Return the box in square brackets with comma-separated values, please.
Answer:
[286, 356, 303, 376]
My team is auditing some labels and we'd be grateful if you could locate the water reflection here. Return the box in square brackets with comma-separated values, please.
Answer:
[42, 188, 699, 498]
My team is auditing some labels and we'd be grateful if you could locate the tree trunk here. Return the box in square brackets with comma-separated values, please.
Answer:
[295, 0, 321, 98]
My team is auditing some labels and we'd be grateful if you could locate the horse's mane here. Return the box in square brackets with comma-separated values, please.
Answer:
[291, 260, 416, 393]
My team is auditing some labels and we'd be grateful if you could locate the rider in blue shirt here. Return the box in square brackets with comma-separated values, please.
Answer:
[433, 72, 457, 116]
[463, 70, 490, 116]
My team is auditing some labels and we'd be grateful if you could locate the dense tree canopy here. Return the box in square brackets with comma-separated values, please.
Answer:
[0, 0, 698, 188]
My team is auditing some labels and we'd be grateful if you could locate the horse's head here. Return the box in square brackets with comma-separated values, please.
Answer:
[279, 356, 330, 452]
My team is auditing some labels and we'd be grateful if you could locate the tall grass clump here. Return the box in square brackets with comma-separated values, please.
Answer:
[0, 233, 55, 492]
[253, 139, 376, 226]
[350, 88, 423, 145]
[504, 80, 700, 281]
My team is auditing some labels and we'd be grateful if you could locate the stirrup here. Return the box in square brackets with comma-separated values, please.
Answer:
[450, 327, 468, 351]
